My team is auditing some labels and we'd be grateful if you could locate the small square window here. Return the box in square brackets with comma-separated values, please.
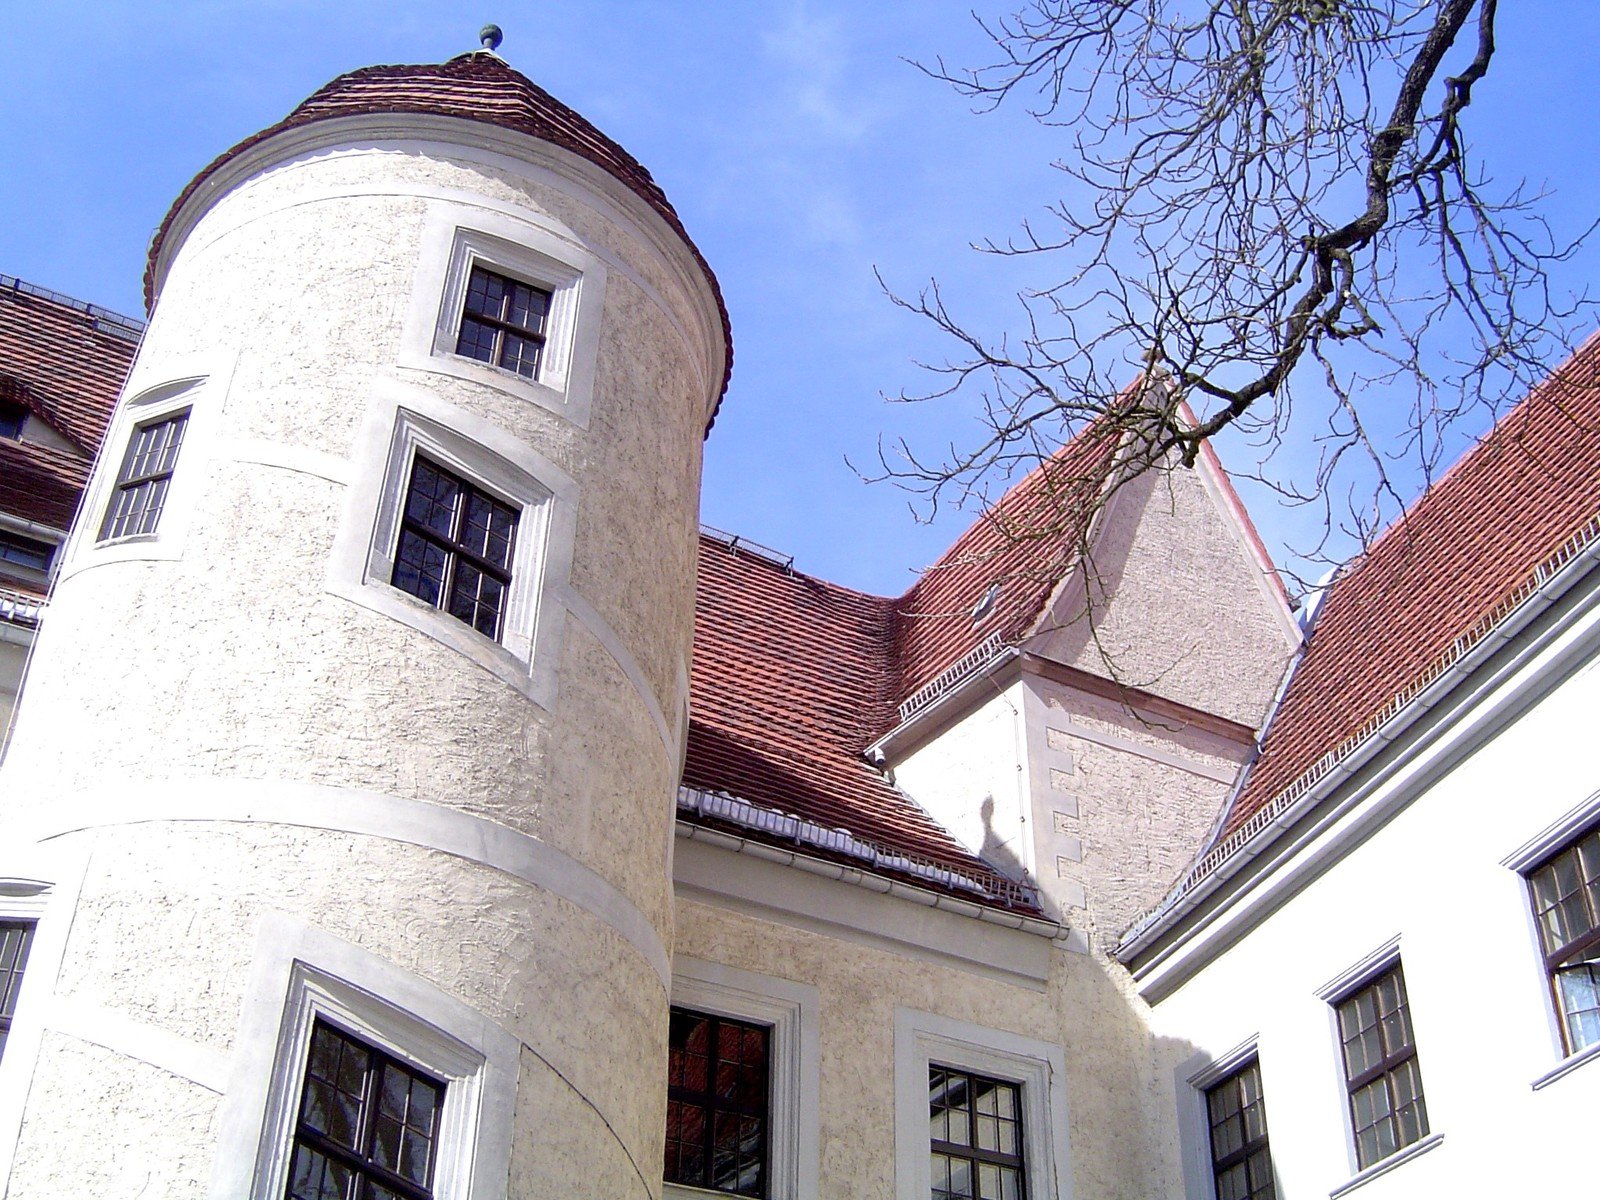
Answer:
[98, 409, 190, 541]
[286, 1018, 446, 1200]
[928, 1066, 1026, 1200]
[1526, 823, 1600, 1055]
[1204, 1059, 1275, 1200]
[0, 919, 36, 1064]
[453, 265, 552, 380]
[1333, 964, 1428, 1170]
[665, 1006, 772, 1198]
[390, 456, 520, 642]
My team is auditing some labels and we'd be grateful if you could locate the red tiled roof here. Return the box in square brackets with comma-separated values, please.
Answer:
[683, 425, 1130, 912]
[892, 423, 1123, 704]
[0, 279, 137, 531]
[1222, 333, 1600, 840]
[145, 51, 732, 425]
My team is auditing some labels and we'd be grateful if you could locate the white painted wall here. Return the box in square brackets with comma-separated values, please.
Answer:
[1140, 596, 1600, 1198]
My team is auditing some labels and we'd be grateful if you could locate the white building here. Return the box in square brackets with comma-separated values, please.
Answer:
[0, 39, 1595, 1200]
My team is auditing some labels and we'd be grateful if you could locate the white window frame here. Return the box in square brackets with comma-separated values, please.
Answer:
[1175, 1037, 1269, 1200]
[667, 959, 820, 1200]
[326, 383, 579, 708]
[893, 1008, 1073, 1200]
[398, 206, 607, 428]
[60, 354, 234, 579]
[211, 915, 518, 1200]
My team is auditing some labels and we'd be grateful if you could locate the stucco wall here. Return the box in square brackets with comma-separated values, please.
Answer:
[890, 681, 1033, 880]
[672, 893, 1182, 1200]
[1035, 462, 1297, 729]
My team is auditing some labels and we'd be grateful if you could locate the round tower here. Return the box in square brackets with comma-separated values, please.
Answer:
[0, 41, 726, 1199]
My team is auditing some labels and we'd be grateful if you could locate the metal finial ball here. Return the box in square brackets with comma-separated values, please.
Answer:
[479, 24, 503, 51]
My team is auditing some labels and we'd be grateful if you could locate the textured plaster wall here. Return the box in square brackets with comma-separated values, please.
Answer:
[1145, 631, 1600, 1198]
[7, 1034, 220, 1198]
[673, 895, 1183, 1200]
[0, 138, 717, 1195]
[1034, 463, 1296, 728]
[1028, 678, 1249, 942]
[890, 682, 1033, 880]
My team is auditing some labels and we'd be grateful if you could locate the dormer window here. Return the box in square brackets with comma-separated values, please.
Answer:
[0, 531, 54, 576]
[0, 398, 24, 440]
[454, 266, 551, 380]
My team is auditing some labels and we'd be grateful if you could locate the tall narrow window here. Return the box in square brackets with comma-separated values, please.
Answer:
[1334, 965, 1428, 1170]
[1204, 1059, 1275, 1200]
[286, 1018, 445, 1200]
[391, 457, 519, 641]
[0, 920, 36, 1063]
[928, 1066, 1026, 1200]
[99, 409, 189, 540]
[1527, 823, 1600, 1055]
[454, 266, 551, 379]
[665, 1006, 771, 1198]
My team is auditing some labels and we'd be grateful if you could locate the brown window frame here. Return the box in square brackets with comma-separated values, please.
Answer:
[1525, 821, 1600, 1056]
[99, 408, 190, 541]
[390, 455, 519, 642]
[928, 1065, 1027, 1200]
[1333, 963, 1429, 1171]
[0, 920, 35, 1065]
[453, 264, 552, 380]
[1203, 1057, 1275, 1200]
[665, 1006, 772, 1198]
[285, 1017, 446, 1200]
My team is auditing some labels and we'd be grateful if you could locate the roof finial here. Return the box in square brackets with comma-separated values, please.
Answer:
[479, 23, 504, 52]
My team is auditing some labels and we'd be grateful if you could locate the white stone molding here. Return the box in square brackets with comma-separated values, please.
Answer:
[892, 1009, 1074, 1200]
[667, 959, 820, 1200]
[1500, 787, 1600, 872]
[1312, 935, 1402, 1004]
[210, 915, 520, 1200]
[42, 993, 231, 1093]
[326, 382, 577, 709]
[57, 352, 237, 580]
[27, 776, 671, 987]
[398, 205, 608, 427]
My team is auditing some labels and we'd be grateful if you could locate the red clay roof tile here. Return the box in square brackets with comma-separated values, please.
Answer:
[1222, 332, 1600, 841]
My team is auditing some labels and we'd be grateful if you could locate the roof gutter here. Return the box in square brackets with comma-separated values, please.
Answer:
[868, 645, 1023, 762]
[675, 820, 1069, 942]
[1118, 518, 1600, 974]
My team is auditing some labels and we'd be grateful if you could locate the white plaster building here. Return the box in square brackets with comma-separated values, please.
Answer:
[0, 38, 1596, 1200]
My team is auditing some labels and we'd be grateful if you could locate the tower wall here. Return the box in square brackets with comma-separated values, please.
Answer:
[0, 124, 722, 1197]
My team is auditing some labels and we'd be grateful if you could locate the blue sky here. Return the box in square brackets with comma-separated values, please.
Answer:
[4, 3, 1597, 597]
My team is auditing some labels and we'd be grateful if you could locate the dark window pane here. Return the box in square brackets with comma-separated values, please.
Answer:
[287, 1021, 444, 1200]
[0, 921, 36, 1065]
[1205, 1060, 1274, 1200]
[99, 411, 189, 541]
[665, 1007, 771, 1196]
[1335, 965, 1428, 1170]
[454, 266, 551, 381]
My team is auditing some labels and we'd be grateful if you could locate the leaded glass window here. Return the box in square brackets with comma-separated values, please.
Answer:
[0, 920, 35, 1063]
[99, 409, 189, 541]
[928, 1066, 1025, 1200]
[1204, 1059, 1275, 1200]
[454, 265, 551, 379]
[391, 456, 519, 641]
[1334, 965, 1428, 1170]
[665, 1007, 770, 1197]
[1528, 823, 1600, 1054]
[285, 1019, 445, 1200]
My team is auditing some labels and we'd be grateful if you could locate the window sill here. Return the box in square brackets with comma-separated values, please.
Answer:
[1327, 1133, 1444, 1198]
[1531, 1039, 1600, 1091]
